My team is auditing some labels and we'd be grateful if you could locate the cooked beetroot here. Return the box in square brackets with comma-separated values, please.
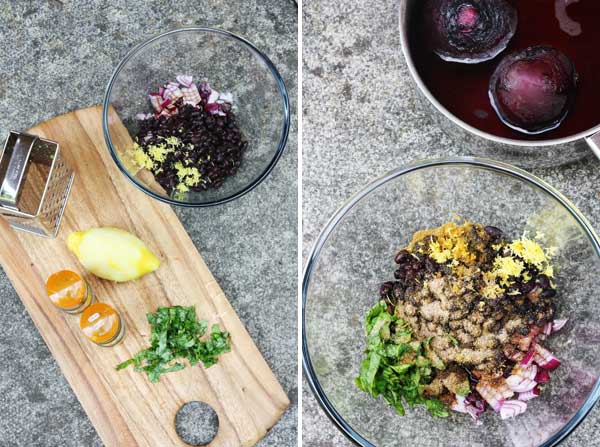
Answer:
[489, 46, 578, 134]
[422, 0, 517, 63]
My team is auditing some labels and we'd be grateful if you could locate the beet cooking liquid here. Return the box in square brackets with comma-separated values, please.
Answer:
[411, 0, 600, 140]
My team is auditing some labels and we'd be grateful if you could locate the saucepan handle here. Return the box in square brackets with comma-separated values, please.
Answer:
[586, 130, 600, 160]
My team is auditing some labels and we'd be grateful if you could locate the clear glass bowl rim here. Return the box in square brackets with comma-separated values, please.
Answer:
[302, 156, 600, 447]
[102, 27, 291, 207]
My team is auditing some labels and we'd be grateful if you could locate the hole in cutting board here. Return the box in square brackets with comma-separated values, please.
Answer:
[175, 401, 219, 446]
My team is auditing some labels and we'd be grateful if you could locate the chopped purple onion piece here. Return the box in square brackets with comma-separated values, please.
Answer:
[533, 344, 561, 371]
[506, 377, 537, 393]
[198, 81, 212, 101]
[500, 400, 527, 419]
[518, 387, 540, 402]
[176, 74, 194, 87]
[553, 319, 568, 332]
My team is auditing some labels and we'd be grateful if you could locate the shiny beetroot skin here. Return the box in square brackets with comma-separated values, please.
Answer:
[422, 0, 517, 63]
[489, 46, 578, 135]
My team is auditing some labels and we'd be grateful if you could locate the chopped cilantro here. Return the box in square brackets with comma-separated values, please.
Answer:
[116, 306, 231, 382]
[355, 301, 449, 418]
[447, 334, 459, 346]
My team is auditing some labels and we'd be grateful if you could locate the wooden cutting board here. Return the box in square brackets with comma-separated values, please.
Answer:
[0, 106, 289, 447]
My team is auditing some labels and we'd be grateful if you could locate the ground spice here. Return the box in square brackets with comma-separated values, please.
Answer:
[382, 221, 557, 376]
[46, 270, 93, 314]
[80, 302, 124, 347]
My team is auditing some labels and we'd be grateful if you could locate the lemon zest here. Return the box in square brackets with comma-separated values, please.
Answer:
[132, 143, 153, 169]
[492, 256, 524, 287]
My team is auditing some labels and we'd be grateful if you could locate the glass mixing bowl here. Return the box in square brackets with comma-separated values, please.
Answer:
[303, 158, 600, 447]
[103, 28, 290, 206]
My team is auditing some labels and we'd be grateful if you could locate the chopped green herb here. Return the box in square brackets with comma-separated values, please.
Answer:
[355, 301, 449, 418]
[116, 305, 231, 382]
[447, 334, 459, 346]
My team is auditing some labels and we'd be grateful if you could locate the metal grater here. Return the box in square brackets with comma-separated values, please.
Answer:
[0, 131, 74, 238]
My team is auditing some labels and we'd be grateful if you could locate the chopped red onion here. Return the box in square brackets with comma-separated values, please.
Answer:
[451, 395, 468, 413]
[518, 387, 541, 402]
[149, 95, 162, 113]
[506, 349, 524, 363]
[207, 90, 220, 104]
[533, 344, 561, 371]
[163, 84, 183, 102]
[500, 400, 528, 419]
[160, 98, 173, 110]
[176, 75, 194, 88]
[553, 319, 568, 332]
[466, 393, 486, 411]
[198, 81, 212, 101]
[535, 368, 551, 384]
[452, 395, 486, 423]
[506, 375, 537, 393]
[218, 92, 234, 103]
[476, 379, 514, 412]
[148, 76, 235, 118]
[513, 363, 538, 380]
[181, 85, 202, 106]
[520, 347, 536, 366]
[204, 102, 221, 115]
[515, 327, 539, 351]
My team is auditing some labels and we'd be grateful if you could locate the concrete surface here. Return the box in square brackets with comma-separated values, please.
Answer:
[302, 0, 600, 446]
[0, 1, 297, 446]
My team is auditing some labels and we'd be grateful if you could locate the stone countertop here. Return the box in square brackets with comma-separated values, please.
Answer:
[0, 1, 297, 446]
[302, 0, 600, 446]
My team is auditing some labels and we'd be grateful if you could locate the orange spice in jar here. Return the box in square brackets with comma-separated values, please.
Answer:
[80, 302, 125, 347]
[46, 270, 94, 314]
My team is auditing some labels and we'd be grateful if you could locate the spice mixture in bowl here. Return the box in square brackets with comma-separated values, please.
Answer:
[357, 221, 565, 422]
[103, 28, 289, 206]
[303, 158, 600, 446]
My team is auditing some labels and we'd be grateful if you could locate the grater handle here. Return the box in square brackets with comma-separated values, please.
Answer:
[0, 131, 37, 209]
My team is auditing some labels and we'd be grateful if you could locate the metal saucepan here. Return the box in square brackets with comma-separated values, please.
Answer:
[399, 0, 600, 168]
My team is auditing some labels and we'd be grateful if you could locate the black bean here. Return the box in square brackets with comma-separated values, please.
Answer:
[538, 275, 550, 289]
[484, 226, 503, 239]
[380, 281, 394, 297]
[392, 283, 404, 300]
[527, 285, 543, 302]
[519, 281, 535, 294]
[424, 258, 437, 272]
[394, 250, 411, 264]
[541, 289, 557, 299]
[133, 99, 246, 195]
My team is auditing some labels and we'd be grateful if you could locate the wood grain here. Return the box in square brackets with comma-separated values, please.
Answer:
[0, 106, 289, 447]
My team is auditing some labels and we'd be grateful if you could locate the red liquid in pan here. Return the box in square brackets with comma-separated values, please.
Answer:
[410, 0, 600, 140]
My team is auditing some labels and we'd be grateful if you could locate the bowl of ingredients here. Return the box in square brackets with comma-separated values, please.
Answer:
[103, 27, 290, 206]
[399, 0, 600, 168]
[303, 158, 600, 446]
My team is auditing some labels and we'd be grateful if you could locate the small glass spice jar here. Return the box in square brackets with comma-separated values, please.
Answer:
[46, 270, 94, 314]
[80, 302, 125, 347]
